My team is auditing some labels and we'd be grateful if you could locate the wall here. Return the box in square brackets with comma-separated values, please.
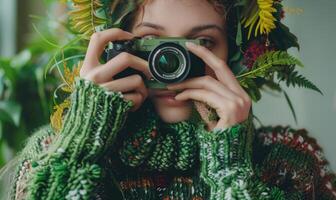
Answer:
[253, 0, 336, 171]
[0, 0, 16, 56]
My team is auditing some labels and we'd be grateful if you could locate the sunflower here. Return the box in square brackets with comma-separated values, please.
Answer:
[241, 0, 277, 40]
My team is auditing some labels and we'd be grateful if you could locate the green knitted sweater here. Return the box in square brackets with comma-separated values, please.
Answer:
[8, 77, 336, 200]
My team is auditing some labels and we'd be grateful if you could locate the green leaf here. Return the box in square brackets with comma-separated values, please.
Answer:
[237, 50, 303, 81]
[269, 22, 300, 50]
[234, 0, 248, 7]
[283, 90, 298, 124]
[229, 50, 243, 63]
[0, 59, 17, 85]
[229, 51, 249, 76]
[10, 50, 32, 69]
[277, 70, 323, 95]
[0, 122, 2, 140]
[236, 12, 243, 46]
[243, 78, 261, 102]
[263, 80, 283, 92]
[0, 101, 21, 126]
[0, 72, 4, 96]
[236, 51, 306, 102]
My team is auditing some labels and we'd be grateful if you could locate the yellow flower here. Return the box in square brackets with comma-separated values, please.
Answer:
[50, 98, 71, 133]
[61, 61, 82, 93]
[50, 61, 82, 133]
[241, 0, 277, 39]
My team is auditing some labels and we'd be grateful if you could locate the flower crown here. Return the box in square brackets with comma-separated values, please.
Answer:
[50, 0, 322, 132]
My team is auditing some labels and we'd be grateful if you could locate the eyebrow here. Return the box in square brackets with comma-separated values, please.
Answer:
[134, 22, 225, 36]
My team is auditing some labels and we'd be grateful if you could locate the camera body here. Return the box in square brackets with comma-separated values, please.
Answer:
[102, 37, 206, 89]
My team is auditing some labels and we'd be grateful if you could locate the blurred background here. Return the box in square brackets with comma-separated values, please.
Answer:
[0, 0, 335, 171]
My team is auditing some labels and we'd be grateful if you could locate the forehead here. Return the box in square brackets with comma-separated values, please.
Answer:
[134, 0, 225, 28]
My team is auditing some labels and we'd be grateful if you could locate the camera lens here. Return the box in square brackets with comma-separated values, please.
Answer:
[149, 42, 190, 84]
[156, 51, 180, 74]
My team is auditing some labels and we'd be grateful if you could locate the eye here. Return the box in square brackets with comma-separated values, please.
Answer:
[142, 34, 158, 39]
[198, 37, 215, 49]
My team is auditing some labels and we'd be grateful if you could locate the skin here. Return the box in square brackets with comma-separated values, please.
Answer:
[80, 0, 251, 131]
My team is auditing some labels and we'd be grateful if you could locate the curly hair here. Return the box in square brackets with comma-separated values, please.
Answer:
[120, 0, 236, 32]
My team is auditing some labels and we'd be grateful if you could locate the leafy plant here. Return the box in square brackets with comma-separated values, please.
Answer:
[69, 0, 108, 39]
[236, 50, 322, 122]
[0, 0, 84, 167]
[237, 51, 302, 100]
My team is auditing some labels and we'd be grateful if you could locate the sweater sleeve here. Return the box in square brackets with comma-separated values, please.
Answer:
[13, 77, 133, 200]
[196, 119, 285, 200]
[254, 125, 336, 199]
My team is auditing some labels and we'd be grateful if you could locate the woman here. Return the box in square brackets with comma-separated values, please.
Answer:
[1, 0, 336, 199]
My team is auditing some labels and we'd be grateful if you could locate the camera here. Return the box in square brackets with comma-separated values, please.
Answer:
[102, 37, 206, 89]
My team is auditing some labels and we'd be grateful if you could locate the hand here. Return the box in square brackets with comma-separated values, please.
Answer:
[80, 28, 152, 112]
[167, 42, 252, 131]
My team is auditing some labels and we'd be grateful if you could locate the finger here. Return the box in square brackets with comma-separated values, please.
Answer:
[167, 75, 239, 101]
[185, 42, 244, 93]
[123, 92, 144, 111]
[82, 28, 135, 73]
[100, 74, 148, 100]
[174, 88, 225, 111]
[105, 52, 152, 80]
[87, 52, 151, 83]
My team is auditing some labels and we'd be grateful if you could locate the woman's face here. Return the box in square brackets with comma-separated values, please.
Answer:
[131, 0, 228, 123]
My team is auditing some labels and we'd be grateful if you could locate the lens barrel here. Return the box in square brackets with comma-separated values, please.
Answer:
[149, 42, 190, 84]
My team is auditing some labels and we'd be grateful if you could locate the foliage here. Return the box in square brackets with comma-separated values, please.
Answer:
[0, 50, 57, 166]
[236, 50, 322, 121]
[0, 1, 84, 167]
[50, 61, 82, 132]
[69, 0, 107, 39]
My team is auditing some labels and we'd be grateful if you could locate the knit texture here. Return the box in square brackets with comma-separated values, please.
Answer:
[9, 77, 336, 200]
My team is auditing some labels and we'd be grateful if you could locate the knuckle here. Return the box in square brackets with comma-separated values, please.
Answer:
[241, 93, 252, 106]
[90, 32, 102, 41]
[236, 97, 245, 107]
[119, 52, 132, 60]
[86, 72, 100, 83]
[79, 68, 86, 77]
[133, 74, 143, 84]
[138, 92, 145, 100]
[111, 28, 124, 35]
[245, 96, 252, 107]
[204, 75, 213, 82]
[216, 59, 226, 69]
[135, 93, 144, 104]
[228, 100, 240, 112]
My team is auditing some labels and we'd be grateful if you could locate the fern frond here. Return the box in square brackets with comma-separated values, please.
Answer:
[277, 70, 323, 95]
[69, 0, 107, 39]
[283, 90, 298, 124]
[237, 50, 303, 84]
[251, 50, 303, 70]
[237, 50, 307, 102]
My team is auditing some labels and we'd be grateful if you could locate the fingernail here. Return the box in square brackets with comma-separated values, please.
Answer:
[185, 41, 197, 48]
